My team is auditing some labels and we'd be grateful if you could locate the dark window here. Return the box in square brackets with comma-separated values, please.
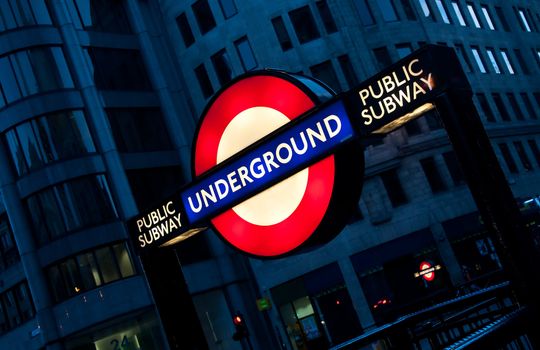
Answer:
[85, 48, 152, 90]
[476, 93, 496, 122]
[424, 110, 442, 130]
[0, 281, 34, 334]
[494, 6, 510, 31]
[65, 0, 131, 33]
[4, 110, 96, 176]
[106, 108, 173, 152]
[492, 93, 511, 121]
[195, 64, 214, 98]
[46, 243, 135, 303]
[235, 36, 257, 71]
[316, 0, 337, 34]
[506, 93, 524, 120]
[176, 13, 195, 47]
[310, 60, 340, 92]
[211, 49, 233, 86]
[192, 0, 216, 34]
[376, 0, 399, 22]
[380, 169, 408, 207]
[218, 0, 237, 19]
[271, 16, 293, 51]
[498, 143, 518, 174]
[443, 151, 465, 185]
[289, 6, 321, 44]
[454, 44, 472, 73]
[338, 55, 359, 88]
[0, 0, 52, 31]
[0, 215, 19, 272]
[373, 47, 392, 70]
[527, 140, 540, 167]
[520, 93, 537, 119]
[26, 175, 118, 245]
[405, 120, 421, 136]
[420, 157, 447, 193]
[534, 93, 540, 111]
[127, 167, 186, 209]
[513, 49, 530, 74]
[513, 141, 532, 171]
[400, 0, 417, 20]
[354, 0, 375, 26]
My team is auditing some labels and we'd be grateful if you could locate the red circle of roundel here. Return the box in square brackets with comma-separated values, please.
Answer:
[194, 74, 335, 257]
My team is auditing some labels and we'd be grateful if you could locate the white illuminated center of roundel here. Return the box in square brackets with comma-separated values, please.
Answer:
[217, 106, 309, 226]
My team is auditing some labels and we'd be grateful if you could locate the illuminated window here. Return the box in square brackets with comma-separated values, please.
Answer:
[211, 49, 233, 86]
[492, 93, 510, 121]
[316, 0, 337, 34]
[475, 93, 496, 122]
[376, 0, 399, 22]
[380, 169, 408, 207]
[514, 141, 533, 171]
[516, 8, 532, 32]
[289, 5, 321, 44]
[435, 0, 451, 24]
[421, 157, 447, 193]
[500, 49, 515, 74]
[235, 36, 257, 71]
[396, 43, 413, 58]
[506, 93, 524, 120]
[400, 0, 417, 20]
[494, 6, 510, 32]
[467, 3, 482, 28]
[354, 0, 375, 26]
[451, 1, 467, 26]
[481, 5, 495, 30]
[271, 16, 292, 51]
[218, 0, 237, 18]
[486, 48, 501, 74]
[498, 143, 518, 174]
[520, 93, 537, 119]
[471, 47, 486, 73]
[527, 140, 540, 167]
[417, 0, 433, 20]
[176, 13, 195, 48]
[192, 0, 216, 34]
[194, 63, 214, 98]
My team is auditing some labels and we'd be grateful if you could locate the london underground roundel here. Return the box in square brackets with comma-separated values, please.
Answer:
[193, 70, 364, 258]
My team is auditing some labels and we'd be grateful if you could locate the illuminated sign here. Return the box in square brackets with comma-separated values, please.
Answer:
[414, 261, 442, 282]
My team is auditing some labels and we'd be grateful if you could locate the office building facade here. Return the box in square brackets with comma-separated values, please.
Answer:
[1, 0, 540, 349]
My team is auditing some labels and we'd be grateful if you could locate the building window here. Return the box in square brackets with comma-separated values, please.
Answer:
[471, 47, 486, 73]
[235, 36, 257, 71]
[443, 151, 465, 185]
[486, 48, 501, 74]
[127, 167, 186, 209]
[211, 49, 233, 86]
[535, 49, 540, 68]
[46, 243, 135, 303]
[475, 93, 495, 122]
[0, 0, 52, 30]
[400, 0, 417, 20]
[0, 281, 34, 334]
[421, 157, 447, 193]
[498, 143, 518, 174]
[4, 110, 96, 176]
[396, 43, 413, 58]
[451, 1, 467, 26]
[0, 47, 74, 105]
[494, 6, 510, 32]
[64, 0, 131, 33]
[316, 0, 337, 34]
[176, 13, 195, 48]
[516, 8, 532, 32]
[418, 0, 435, 21]
[106, 108, 173, 152]
[500, 49, 515, 74]
[506, 93, 524, 120]
[513, 141, 532, 171]
[310, 60, 340, 92]
[467, 3, 482, 28]
[373, 47, 393, 70]
[271, 16, 293, 51]
[338, 55, 359, 88]
[85, 48, 152, 90]
[492, 93, 511, 121]
[289, 6, 321, 44]
[481, 5, 495, 30]
[454, 44, 472, 72]
[355, 0, 375, 25]
[0, 215, 19, 273]
[527, 140, 540, 167]
[26, 175, 118, 245]
[194, 64, 214, 98]
[435, 0, 451, 24]
[520, 93, 537, 120]
[218, 0, 237, 19]
[192, 0, 216, 34]
[513, 49, 530, 74]
[380, 169, 408, 207]
[376, 0, 399, 22]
